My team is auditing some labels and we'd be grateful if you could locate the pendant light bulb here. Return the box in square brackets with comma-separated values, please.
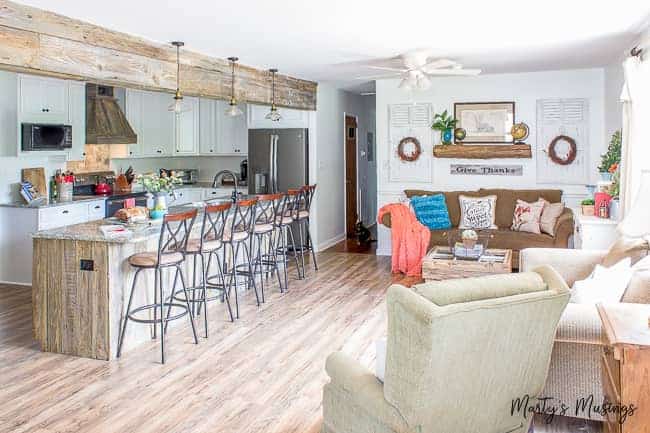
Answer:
[225, 57, 243, 117]
[168, 41, 191, 115]
[265, 68, 282, 122]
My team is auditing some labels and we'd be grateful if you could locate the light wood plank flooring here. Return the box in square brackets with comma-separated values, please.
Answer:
[0, 251, 600, 433]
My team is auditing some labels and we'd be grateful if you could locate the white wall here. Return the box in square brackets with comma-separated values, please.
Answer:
[312, 83, 370, 251]
[376, 68, 607, 255]
[604, 61, 625, 140]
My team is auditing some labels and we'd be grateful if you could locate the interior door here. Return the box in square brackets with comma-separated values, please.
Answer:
[345, 115, 358, 238]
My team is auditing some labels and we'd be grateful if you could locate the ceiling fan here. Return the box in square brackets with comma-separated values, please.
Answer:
[354, 51, 481, 91]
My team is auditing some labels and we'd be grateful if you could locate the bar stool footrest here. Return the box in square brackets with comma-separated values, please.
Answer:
[127, 302, 188, 324]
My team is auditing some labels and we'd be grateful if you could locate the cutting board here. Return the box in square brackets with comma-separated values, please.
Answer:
[22, 167, 47, 199]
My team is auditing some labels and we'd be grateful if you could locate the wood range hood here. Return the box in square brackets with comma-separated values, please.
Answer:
[85, 84, 137, 145]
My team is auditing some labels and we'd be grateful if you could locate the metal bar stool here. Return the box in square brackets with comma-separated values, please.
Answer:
[279, 189, 305, 280]
[246, 193, 285, 301]
[223, 198, 260, 319]
[169, 202, 233, 339]
[117, 208, 199, 364]
[296, 184, 318, 274]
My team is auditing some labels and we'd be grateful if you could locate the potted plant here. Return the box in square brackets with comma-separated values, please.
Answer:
[609, 166, 621, 220]
[581, 198, 595, 216]
[137, 172, 182, 219]
[598, 130, 621, 181]
[432, 110, 458, 145]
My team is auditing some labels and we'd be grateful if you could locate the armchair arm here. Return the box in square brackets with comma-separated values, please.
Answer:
[519, 248, 606, 286]
[552, 208, 574, 247]
[324, 352, 408, 432]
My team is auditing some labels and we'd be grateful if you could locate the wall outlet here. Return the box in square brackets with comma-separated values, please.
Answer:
[80, 259, 94, 271]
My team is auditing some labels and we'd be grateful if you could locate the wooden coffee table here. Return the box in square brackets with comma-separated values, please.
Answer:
[421, 245, 512, 281]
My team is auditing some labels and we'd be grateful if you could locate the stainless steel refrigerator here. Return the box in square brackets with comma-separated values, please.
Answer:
[248, 129, 309, 194]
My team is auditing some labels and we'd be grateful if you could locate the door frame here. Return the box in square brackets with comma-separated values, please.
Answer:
[343, 112, 359, 238]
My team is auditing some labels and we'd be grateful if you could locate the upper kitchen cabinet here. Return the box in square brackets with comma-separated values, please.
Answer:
[218, 100, 248, 155]
[247, 104, 310, 129]
[124, 88, 144, 157]
[174, 96, 199, 155]
[142, 91, 175, 157]
[18, 75, 69, 124]
[199, 98, 247, 156]
[67, 81, 86, 161]
[124, 89, 198, 157]
[0, 71, 17, 157]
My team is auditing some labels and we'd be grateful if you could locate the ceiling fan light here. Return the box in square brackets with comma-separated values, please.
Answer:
[416, 75, 431, 90]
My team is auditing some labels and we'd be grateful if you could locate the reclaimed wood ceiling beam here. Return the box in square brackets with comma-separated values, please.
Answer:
[0, 0, 317, 110]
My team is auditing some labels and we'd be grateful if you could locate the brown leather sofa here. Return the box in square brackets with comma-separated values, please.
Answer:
[380, 188, 574, 266]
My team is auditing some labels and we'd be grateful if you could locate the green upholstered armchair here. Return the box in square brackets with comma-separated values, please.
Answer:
[322, 266, 570, 433]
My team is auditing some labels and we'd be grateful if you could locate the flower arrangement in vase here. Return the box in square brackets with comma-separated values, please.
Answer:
[432, 110, 458, 145]
[137, 172, 182, 219]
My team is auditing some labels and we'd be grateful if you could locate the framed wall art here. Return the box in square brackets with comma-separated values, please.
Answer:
[454, 102, 515, 144]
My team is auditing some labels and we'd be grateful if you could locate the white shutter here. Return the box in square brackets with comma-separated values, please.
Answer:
[388, 103, 433, 183]
[536, 98, 589, 185]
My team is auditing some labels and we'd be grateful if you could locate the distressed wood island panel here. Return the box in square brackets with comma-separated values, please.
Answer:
[0, 0, 317, 110]
[32, 222, 194, 361]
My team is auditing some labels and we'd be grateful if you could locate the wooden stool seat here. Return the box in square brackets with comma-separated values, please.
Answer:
[223, 231, 248, 243]
[253, 223, 274, 234]
[128, 252, 184, 268]
[186, 238, 222, 253]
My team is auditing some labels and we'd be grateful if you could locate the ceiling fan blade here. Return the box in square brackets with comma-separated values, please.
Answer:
[353, 73, 401, 80]
[426, 68, 482, 76]
[366, 65, 408, 73]
[420, 58, 457, 72]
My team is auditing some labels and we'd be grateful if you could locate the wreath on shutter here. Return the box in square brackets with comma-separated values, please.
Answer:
[548, 135, 577, 165]
[397, 137, 422, 162]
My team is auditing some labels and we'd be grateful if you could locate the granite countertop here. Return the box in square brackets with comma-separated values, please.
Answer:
[31, 201, 235, 243]
[0, 195, 106, 209]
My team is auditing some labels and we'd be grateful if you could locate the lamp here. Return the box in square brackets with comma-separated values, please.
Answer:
[168, 41, 191, 115]
[225, 56, 243, 117]
[618, 170, 650, 239]
[265, 68, 282, 122]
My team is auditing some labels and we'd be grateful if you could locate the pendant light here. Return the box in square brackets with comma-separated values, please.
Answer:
[168, 41, 191, 114]
[265, 68, 282, 122]
[225, 57, 243, 117]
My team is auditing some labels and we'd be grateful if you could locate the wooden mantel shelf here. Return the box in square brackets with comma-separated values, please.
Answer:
[433, 144, 532, 159]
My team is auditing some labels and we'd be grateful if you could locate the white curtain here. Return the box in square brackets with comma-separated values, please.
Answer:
[619, 55, 650, 217]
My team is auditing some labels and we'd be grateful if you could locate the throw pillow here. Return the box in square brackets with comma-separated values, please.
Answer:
[458, 195, 497, 229]
[539, 200, 565, 236]
[511, 199, 545, 234]
[410, 194, 452, 230]
[621, 255, 650, 303]
[570, 257, 633, 304]
[601, 237, 649, 267]
[375, 338, 387, 382]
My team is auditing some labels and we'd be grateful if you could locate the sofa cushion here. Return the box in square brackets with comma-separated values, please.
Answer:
[410, 194, 451, 230]
[511, 199, 545, 234]
[404, 190, 480, 226]
[413, 271, 547, 306]
[540, 200, 566, 236]
[479, 188, 563, 228]
[489, 229, 556, 251]
[458, 194, 498, 229]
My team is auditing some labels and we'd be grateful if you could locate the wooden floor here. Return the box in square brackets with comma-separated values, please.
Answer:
[0, 251, 600, 433]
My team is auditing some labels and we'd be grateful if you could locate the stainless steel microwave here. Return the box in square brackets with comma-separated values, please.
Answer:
[21, 123, 73, 151]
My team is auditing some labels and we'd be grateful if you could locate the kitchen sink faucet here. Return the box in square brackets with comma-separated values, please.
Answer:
[212, 170, 239, 202]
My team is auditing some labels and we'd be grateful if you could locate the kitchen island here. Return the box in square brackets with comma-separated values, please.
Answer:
[31, 202, 230, 361]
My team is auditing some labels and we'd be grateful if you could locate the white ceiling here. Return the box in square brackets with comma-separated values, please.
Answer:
[19, 0, 650, 93]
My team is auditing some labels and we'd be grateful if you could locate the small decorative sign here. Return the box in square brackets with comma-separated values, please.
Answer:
[451, 164, 523, 176]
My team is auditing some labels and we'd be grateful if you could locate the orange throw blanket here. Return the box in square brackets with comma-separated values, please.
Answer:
[378, 203, 430, 276]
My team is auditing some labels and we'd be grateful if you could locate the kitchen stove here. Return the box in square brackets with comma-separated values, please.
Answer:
[73, 171, 147, 217]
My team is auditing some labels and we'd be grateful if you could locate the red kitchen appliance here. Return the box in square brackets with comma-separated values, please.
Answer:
[94, 182, 112, 195]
